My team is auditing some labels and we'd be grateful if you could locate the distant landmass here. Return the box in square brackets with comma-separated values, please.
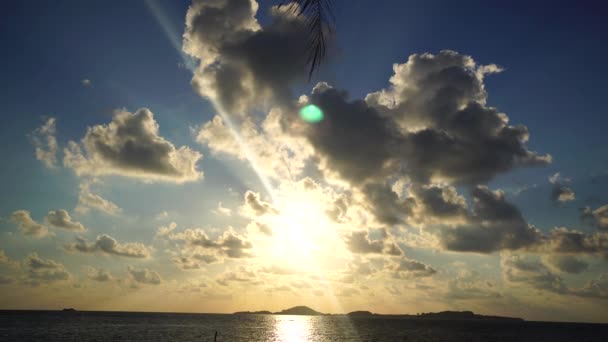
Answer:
[234, 306, 522, 321]
[234, 306, 322, 316]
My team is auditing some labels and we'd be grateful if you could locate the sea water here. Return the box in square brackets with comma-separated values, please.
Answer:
[1, 310, 607, 341]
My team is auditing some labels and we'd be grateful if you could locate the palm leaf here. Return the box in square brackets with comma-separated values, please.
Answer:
[279, 0, 335, 79]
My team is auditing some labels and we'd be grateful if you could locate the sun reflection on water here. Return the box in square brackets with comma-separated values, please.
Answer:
[273, 315, 313, 341]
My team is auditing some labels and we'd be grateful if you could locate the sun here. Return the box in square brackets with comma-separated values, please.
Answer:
[253, 190, 342, 271]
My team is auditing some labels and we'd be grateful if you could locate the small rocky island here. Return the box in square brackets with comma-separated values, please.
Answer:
[234, 306, 322, 316]
[235, 306, 523, 321]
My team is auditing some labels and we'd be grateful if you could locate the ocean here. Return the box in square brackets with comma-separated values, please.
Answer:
[1, 310, 607, 341]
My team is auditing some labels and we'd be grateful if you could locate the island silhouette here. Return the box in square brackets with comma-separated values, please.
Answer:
[234, 306, 523, 321]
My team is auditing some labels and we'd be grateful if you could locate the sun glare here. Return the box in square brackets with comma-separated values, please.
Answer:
[256, 191, 340, 271]
[273, 315, 313, 341]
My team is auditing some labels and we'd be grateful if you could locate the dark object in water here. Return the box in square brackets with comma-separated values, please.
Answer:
[62, 308, 77, 312]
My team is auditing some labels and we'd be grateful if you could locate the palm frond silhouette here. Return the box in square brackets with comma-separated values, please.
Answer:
[279, 0, 335, 79]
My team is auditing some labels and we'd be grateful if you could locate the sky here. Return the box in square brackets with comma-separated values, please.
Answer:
[1, 0, 607, 323]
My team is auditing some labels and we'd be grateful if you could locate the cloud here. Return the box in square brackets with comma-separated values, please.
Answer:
[391, 258, 437, 278]
[552, 185, 576, 203]
[337, 287, 360, 297]
[243, 191, 277, 216]
[549, 173, 575, 203]
[298, 51, 549, 190]
[30, 117, 58, 169]
[0, 275, 13, 285]
[165, 228, 253, 259]
[366, 51, 550, 184]
[81, 79, 92, 87]
[502, 254, 608, 299]
[172, 252, 221, 270]
[63, 108, 203, 183]
[344, 230, 403, 256]
[246, 221, 273, 236]
[65, 235, 151, 258]
[212, 202, 232, 216]
[75, 181, 122, 215]
[87, 268, 113, 282]
[360, 183, 414, 225]
[196, 108, 312, 180]
[445, 279, 501, 300]
[128, 267, 161, 285]
[172, 256, 202, 270]
[183, 0, 310, 114]
[501, 254, 568, 294]
[24, 253, 71, 286]
[581, 204, 608, 230]
[542, 227, 607, 258]
[543, 255, 588, 274]
[45, 210, 86, 232]
[10, 210, 50, 238]
[0, 250, 18, 268]
[216, 267, 259, 286]
[438, 186, 542, 253]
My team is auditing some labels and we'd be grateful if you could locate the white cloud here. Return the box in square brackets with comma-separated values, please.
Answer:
[65, 235, 152, 258]
[74, 181, 122, 215]
[30, 117, 58, 169]
[64, 108, 203, 183]
[45, 209, 86, 232]
[10, 210, 50, 238]
[212, 202, 232, 216]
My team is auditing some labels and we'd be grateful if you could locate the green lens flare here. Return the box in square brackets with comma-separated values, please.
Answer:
[299, 104, 324, 123]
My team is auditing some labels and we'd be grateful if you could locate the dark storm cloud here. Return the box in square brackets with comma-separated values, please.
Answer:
[183, 0, 309, 114]
[64, 108, 202, 183]
[45, 210, 86, 232]
[65, 235, 151, 258]
[439, 186, 542, 253]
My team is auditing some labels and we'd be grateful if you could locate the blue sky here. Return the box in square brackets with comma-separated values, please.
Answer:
[0, 0, 607, 322]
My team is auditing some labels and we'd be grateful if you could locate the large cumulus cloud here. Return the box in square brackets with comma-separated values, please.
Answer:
[183, 0, 309, 115]
[301, 51, 550, 188]
[64, 108, 202, 183]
